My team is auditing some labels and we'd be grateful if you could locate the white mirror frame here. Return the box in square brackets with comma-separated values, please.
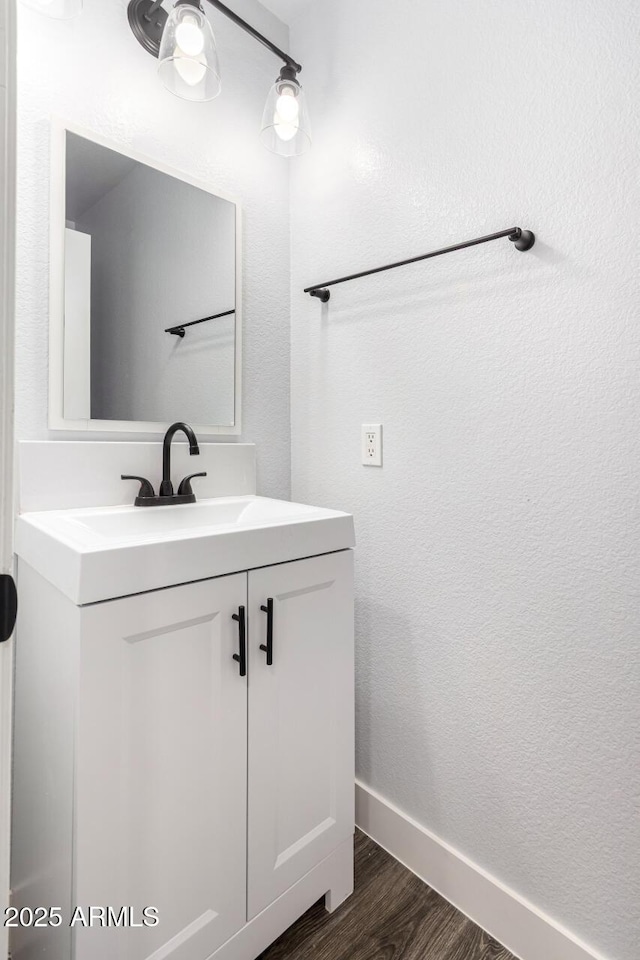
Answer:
[48, 118, 243, 435]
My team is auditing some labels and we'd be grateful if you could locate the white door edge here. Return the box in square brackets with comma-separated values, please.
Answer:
[0, 0, 17, 954]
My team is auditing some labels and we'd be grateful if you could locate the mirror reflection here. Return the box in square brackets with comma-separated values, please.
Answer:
[63, 131, 238, 426]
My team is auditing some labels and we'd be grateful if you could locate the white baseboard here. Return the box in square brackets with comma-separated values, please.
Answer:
[355, 781, 608, 960]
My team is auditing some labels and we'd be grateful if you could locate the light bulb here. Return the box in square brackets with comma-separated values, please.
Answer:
[261, 73, 311, 156]
[274, 119, 298, 142]
[276, 90, 299, 123]
[274, 86, 300, 141]
[175, 14, 205, 57]
[158, 2, 221, 102]
[175, 55, 207, 87]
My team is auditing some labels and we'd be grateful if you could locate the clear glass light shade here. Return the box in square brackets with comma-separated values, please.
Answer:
[20, 0, 82, 19]
[158, 3, 221, 102]
[260, 77, 311, 157]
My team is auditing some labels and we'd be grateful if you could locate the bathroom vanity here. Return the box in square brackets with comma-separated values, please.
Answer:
[11, 491, 355, 960]
[10, 115, 355, 960]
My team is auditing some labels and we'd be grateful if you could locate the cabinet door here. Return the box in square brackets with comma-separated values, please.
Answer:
[247, 551, 354, 918]
[75, 574, 247, 960]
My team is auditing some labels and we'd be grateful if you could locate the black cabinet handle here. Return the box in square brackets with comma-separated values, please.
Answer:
[260, 598, 274, 666]
[232, 606, 247, 677]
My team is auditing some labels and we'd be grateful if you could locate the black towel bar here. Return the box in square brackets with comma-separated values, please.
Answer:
[166, 308, 236, 338]
[304, 227, 535, 302]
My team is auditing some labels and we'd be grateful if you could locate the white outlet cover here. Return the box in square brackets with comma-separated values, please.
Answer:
[362, 424, 383, 467]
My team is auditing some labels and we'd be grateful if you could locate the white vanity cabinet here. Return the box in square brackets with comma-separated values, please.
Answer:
[74, 573, 249, 960]
[247, 551, 354, 919]
[11, 547, 354, 960]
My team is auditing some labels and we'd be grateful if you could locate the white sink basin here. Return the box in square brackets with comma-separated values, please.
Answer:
[15, 496, 355, 604]
[66, 497, 327, 540]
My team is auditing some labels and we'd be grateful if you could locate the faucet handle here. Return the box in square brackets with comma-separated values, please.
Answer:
[121, 475, 155, 500]
[177, 472, 207, 497]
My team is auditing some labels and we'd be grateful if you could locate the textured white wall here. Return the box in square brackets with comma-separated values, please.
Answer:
[16, 0, 291, 497]
[289, 2, 640, 959]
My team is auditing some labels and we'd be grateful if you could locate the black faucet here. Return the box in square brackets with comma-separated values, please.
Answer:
[122, 421, 207, 507]
[160, 421, 200, 497]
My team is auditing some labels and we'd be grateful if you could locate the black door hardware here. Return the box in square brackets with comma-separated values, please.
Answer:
[0, 574, 18, 644]
[232, 606, 247, 677]
[260, 598, 274, 666]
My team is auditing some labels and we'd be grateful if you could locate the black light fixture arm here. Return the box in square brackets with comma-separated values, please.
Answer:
[128, 0, 302, 73]
[205, 0, 301, 74]
[304, 227, 536, 301]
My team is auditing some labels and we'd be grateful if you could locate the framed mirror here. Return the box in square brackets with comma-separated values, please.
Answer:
[49, 121, 242, 434]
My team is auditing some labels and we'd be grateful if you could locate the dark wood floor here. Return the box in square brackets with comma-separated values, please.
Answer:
[258, 831, 516, 960]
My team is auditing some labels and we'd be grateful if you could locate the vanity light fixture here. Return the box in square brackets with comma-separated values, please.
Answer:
[157, 0, 221, 101]
[260, 64, 311, 157]
[20, 0, 82, 19]
[128, 0, 310, 155]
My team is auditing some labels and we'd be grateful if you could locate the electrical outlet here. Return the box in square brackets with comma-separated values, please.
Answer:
[362, 424, 383, 466]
